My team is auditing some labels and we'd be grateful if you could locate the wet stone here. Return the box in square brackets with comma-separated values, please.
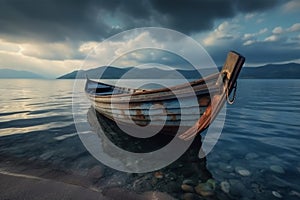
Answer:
[272, 191, 282, 198]
[270, 165, 285, 174]
[194, 182, 214, 197]
[181, 184, 195, 193]
[206, 179, 216, 190]
[220, 181, 230, 194]
[235, 166, 251, 176]
[154, 171, 164, 179]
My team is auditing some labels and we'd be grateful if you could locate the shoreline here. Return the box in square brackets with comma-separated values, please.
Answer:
[0, 158, 176, 200]
[0, 171, 107, 200]
[0, 155, 108, 199]
[0, 135, 208, 200]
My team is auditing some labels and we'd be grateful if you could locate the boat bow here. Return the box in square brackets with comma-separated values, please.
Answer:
[179, 51, 245, 140]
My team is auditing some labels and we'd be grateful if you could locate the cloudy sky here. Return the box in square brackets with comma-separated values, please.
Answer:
[0, 0, 299, 78]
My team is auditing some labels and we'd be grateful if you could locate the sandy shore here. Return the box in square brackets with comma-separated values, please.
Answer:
[0, 170, 108, 200]
[0, 160, 175, 200]
[0, 171, 176, 200]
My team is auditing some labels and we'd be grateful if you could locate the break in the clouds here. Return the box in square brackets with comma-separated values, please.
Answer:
[0, 0, 299, 77]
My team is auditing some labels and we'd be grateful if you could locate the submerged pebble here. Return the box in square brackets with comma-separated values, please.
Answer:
[272, 191, 282, 198]
[220, 181, 230, 194]
[181, 184, 194, 193]
[235, 167, 251, 176]
[154, 171, 164, 179]
[195, 183, 214, 197]
[206, 179, 216, 190]
[270, 165, 285, 174]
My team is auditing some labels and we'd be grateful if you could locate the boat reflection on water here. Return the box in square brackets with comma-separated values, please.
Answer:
[87, 106, 213, 184]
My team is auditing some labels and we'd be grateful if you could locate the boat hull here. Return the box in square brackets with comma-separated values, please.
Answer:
[85, 51, 245, 138]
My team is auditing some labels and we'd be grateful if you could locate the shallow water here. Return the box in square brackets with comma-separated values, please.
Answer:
[0, 79, 300, 199]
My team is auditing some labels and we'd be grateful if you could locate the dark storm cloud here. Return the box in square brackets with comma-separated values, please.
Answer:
[0, 0, 281, 42]
[235, 0, 280, 12]
[0, 0, 153, 42]
[150, 0, 279, 34]
[0, 0, 109, 42]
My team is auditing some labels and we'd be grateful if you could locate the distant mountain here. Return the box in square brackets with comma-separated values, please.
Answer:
[57, 66, 218, 79]
[57, 62, 300, 79]
[0, 69, 44, 79]
[240, 63, 300, 79]
[57, 66, 132, 79]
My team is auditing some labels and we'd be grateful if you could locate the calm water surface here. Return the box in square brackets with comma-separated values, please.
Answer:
[0, 79, 299, 199]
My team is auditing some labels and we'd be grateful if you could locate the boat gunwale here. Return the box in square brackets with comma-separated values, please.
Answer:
[87, 77, 222, 104]
[92, 101, 209, 111]
[86, 72, 220, 98]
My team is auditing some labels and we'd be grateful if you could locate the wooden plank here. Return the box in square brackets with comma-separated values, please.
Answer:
[221, 51, 245, 91]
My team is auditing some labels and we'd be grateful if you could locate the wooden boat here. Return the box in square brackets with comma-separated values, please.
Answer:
[85, 51, 245, 139]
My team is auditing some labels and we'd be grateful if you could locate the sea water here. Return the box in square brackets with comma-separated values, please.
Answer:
[0, 79, 299, 199]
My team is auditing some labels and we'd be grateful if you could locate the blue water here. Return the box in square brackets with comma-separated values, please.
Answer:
[0, 79, 300, 199]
